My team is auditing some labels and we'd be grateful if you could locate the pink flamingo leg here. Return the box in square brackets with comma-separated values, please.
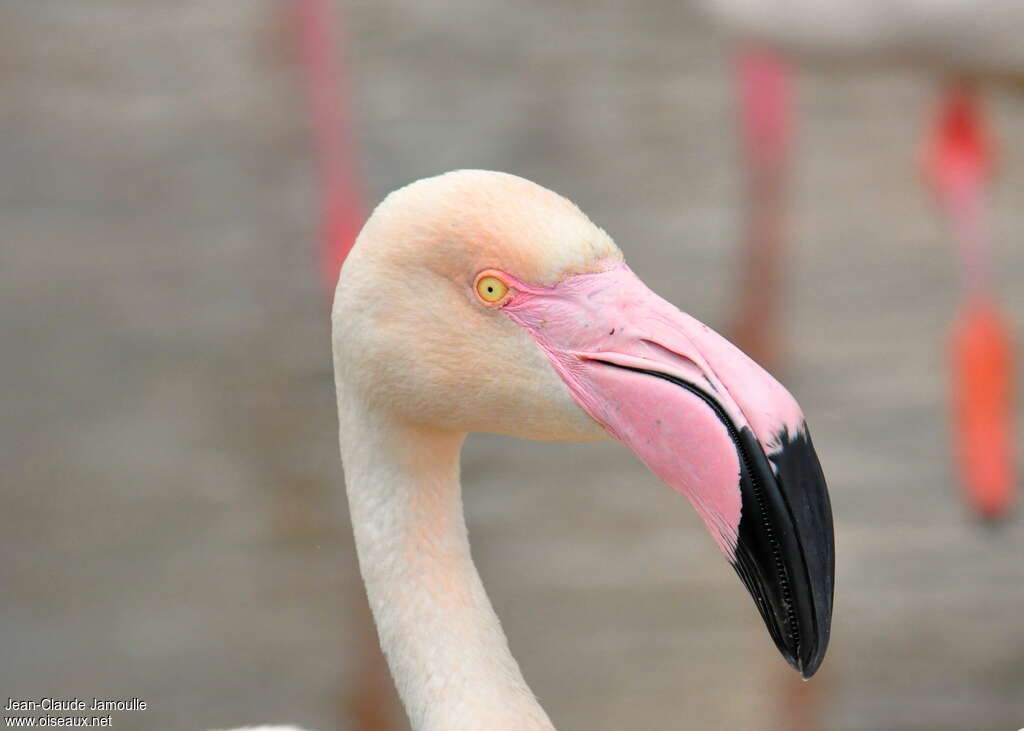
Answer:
[730, 48, 792, 371]
[732, 49, 831, 730]
[294, 2, 401, 727]
[296, 0, 366, 299]
[925, 86, 1016, 520]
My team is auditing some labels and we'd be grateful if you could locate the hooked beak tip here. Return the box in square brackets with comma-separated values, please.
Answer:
[731, 425, 834, 679]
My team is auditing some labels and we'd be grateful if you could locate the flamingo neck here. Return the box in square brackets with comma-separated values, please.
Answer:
[337, 396, 555, 731]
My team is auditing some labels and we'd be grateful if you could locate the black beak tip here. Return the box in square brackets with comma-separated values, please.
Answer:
[799, 651, 825, 680]
[731, 425, 835, 680]
[792, 635, 827, 679]
[730, 550, 829, 679]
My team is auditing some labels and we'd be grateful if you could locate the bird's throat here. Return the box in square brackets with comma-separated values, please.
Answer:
[337, 401, 555, 731]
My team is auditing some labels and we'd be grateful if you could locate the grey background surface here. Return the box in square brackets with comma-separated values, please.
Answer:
[2, 2, 1023, 730]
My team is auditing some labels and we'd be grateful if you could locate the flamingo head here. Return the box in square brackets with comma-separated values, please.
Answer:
[333, 170, 834, 678]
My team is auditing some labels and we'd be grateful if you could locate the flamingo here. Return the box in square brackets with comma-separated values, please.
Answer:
[701, 0, 1021, 518]
[330, 170, 834, 729]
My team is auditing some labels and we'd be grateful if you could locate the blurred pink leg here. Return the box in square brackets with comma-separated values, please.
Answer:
[296, 0, 366, 300]
[779, 664, 829, 731]
[925, 85, 1015, 520]
[732, 49, 830, 731]
[347, 603, 405, 730]
[293, 2, 401, 727]
[730, 48, 792, 372]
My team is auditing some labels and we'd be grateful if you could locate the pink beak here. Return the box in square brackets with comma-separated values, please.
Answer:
[501, 263, 834, 678]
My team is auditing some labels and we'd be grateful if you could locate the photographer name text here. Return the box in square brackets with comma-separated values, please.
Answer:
[5, 699, 145, 713]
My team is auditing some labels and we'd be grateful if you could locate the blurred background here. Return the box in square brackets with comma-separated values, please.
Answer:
[2, 2, 1023, 730]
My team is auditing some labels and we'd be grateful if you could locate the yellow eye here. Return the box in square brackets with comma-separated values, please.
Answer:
[476, 275, 509, 303]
